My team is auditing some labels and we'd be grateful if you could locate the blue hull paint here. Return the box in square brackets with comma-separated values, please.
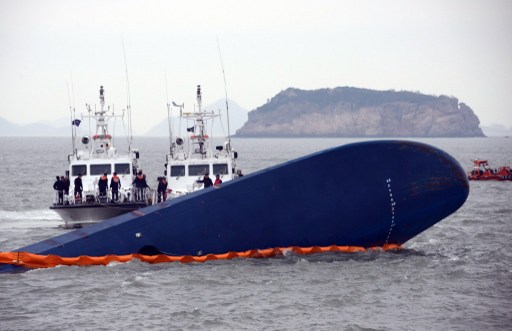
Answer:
[1, 140, 469, 271]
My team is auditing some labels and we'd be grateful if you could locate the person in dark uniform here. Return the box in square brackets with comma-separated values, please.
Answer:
[196, 173, 213, 188]
[53, 176, 64, 205]
[110, 172, 121, 202]
[98, 172, 108, 198]
[157, 177, 168, 203]
[63, 175, 70, 195]
[133, 170, 149, 201]
[74, 174, 83, 203]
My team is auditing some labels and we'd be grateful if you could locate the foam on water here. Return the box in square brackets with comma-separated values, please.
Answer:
[0, 209, 61, 222]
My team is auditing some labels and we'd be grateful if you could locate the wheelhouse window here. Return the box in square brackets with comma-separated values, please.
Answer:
[72, 165, 87, 176]
[90, 164, 112, 175]
[213, 163, 228, 175]
[170, 165, 185, 177]
[115, 163, 131, 175]
[188, 164, 209, 176]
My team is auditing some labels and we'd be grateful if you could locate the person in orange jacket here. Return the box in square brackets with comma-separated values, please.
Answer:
[157, 176, 168, 203]
[133, 170, 149, 201]
[214, 174, 222, 186]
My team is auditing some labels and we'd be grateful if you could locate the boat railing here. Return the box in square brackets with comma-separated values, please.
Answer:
[53, 191, 66, 205]
[131, 187, 155, 205]
[54, 187, 154, 206]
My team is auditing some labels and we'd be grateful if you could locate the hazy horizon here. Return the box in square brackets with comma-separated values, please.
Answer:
[1, 0, 511, 133]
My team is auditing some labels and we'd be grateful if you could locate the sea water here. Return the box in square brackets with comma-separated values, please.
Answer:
[0, 137, 511, 330]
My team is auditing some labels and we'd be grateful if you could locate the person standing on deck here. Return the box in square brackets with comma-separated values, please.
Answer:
[214, 174, 222, 186]
[196, 173, 213, 188]
[53, 176, 64, 205]
[62, 175, 70, 204]
[133, 170, 149, 201]
[98, 173, 108, 198]
[157, 177, 168, 203]
[74, 174, 83, 203]
[110, 172, 121, 202]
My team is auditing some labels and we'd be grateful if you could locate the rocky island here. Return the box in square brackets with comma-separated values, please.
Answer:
[236, 87, 485, 137]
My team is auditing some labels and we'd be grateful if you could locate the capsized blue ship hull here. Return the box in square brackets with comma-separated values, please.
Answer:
[1, 140, 469, 271]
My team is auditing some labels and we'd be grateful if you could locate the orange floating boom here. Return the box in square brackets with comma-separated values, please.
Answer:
[0, 244, 401, 270]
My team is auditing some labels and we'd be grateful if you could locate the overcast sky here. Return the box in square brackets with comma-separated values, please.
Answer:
[1, 0, 511, 134]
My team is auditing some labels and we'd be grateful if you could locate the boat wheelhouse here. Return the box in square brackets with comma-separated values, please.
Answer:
[164, 85, 239, 198]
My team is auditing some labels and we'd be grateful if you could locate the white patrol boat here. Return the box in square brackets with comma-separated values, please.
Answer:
[162, 85, 240, 200]
[50, 86, 152, 228]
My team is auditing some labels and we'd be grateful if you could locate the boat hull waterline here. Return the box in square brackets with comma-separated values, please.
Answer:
[1, 140, 469, 272]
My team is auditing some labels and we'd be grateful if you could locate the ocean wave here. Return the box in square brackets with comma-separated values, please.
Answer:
[0, 209, 60, 221]
[0, 209, 62, 228]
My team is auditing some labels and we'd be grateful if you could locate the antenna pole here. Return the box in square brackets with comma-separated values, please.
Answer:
[165, 71, 173, 155]
[122, 37, 133, 152]
[67, 82, 76, 154]
[217, 38, 231, 151]
[70, 75, 77, 155]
